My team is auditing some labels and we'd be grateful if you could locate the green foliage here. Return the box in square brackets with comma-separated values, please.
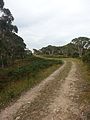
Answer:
[0, 33, 26, 67]
[4, 56, 62, 80]
[72, 52, 79, 58]
[7, 91, 15, 99]
[36, 43, 78, 57]
[71, 37, 90, 57]
[76, 60, 90, 103]
[34, 37, 90, 60]
[0, 0, 26, 68]
[82, 49, 90, 64]
[0, 56, 62, 109]
[0, 0, 18, 34]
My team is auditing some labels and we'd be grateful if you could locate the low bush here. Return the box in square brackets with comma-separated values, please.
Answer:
[82, 50, 90, 65]
[0, 56, 63, 109]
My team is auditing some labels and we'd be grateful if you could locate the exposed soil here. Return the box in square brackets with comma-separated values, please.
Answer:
[0, 60, 89, 120]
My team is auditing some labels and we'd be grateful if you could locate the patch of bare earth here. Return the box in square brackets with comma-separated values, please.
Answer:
[0, 60, 88, 120]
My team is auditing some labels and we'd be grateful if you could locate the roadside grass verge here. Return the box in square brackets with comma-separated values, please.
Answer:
[0, 56, 63, 109]
[75, 59, 90, 104]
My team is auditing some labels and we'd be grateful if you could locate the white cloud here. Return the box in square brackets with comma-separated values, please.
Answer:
[4, 0, 90, 50]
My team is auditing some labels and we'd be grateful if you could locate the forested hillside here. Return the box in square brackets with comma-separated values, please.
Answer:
[34, 37, 90, 63]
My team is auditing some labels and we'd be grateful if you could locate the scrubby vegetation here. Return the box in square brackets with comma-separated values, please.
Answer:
[0, 0, 90, 112]
[33, 37, 90, 61]
[0, 55, 62, 109]
[76, 59, 90, 104]
[0, 0, 63, 109]
[82, 49, 90, 64]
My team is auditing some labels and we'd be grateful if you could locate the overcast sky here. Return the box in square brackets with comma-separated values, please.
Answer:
[4, 0, 90, 50]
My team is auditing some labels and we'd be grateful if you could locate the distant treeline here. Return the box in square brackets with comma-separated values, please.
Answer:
[0, 0, 90, 68]
[33, 37, 90, 63]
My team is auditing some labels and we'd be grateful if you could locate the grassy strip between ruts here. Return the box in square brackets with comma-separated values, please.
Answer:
[0, 56, 63, 110]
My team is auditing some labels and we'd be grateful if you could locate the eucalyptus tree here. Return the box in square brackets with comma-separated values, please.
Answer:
[0, 0, 18, 67]
[0, 4, 18, 37]
[0, 0, 26, 67]
[33, 49, 41, 55]
[71, 37, 90, 57]
[0, 0, 4, 10]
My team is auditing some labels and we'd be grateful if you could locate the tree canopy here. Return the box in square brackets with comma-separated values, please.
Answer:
[0, 0, 18, 37]
[71, 37, 90, 57]
[0, 0, 26, 68]
[0, 0, 4, 9]
[34, 37, 90, 60]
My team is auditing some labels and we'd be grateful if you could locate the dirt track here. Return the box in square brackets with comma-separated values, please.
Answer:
[0, 60, 87, 120]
